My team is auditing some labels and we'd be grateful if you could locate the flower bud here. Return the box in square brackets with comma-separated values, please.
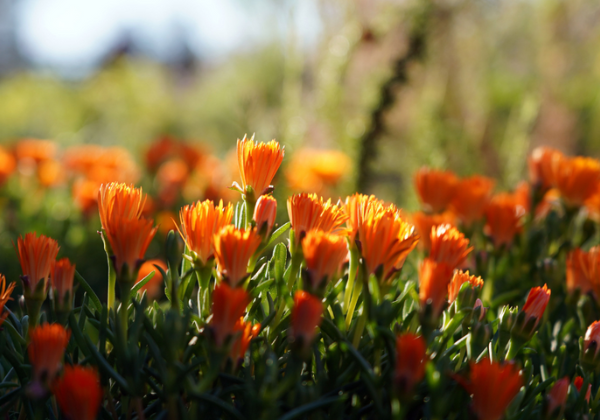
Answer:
[498, 306, 518, 354]
[394, 333, 427, 398]
[448, 270, 484, 310]
[467, 322, 491, 360]
[253, 195, 277, 237]
[511, 285, 551, 343]
[581, 321, 600, 373]
[290, 291, 323, 357]
[543, 377, 569, 420]
[574, 376, 591, 402]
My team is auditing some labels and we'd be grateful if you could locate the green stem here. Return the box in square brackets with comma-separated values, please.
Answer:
[25, 298, 43, 330]
[286, 252, 302, 291]
[244, 195, 256, 230]
[352, 309, 367, 348]
[344, 247, 359, 312]
[119, 281, 134, 342]
[345, 280, 363, 330]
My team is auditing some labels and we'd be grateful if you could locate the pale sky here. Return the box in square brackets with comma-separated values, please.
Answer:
[14, 0, 321, 69]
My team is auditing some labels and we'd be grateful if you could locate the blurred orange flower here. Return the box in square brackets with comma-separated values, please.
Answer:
[484, 193, 525, 248]
[528, 146, 562, 189]
[566, 248, 593, 295]
[236, 135, 284, 197]
[28, 324, 70, 384]
[54, 365, 102, 420]
[0, 146, 16, 186]
[302, 230, 348, 291]
[414, 167, 458, 213]
[51, 258, 76, 309]
[394, 333, 427, 396]
[15, 138, 56, 163]
[136, 259, 167, 300]
[460, 358, 522, 420]
[285, 149, 351, 194]
[0, 275, 15, 327]
[253, 195, 277, 236]
[214, 225, 262, 287]
[584, 321, 600, 358]
[411, 211, 456, 251]
[230, 318, 261, 362]
[429, 224, 472, 270]
[553, 156, 600, 207]
[210, 283, 249, 347]
[419, 258, 454, 317]
[450, 176, 495, 226]
[545, 377, 569, 417]
[291, 290, 323, 350]
[574, 376, 592, 402]
[521, 284, 551, 329]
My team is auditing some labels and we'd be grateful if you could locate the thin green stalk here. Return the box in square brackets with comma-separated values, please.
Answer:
[344, 247, 359, 312]
[352, 309, 367, 348]
[119, 281, 134, 342]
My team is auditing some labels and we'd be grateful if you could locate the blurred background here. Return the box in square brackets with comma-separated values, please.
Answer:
[0, 0, 599, 295]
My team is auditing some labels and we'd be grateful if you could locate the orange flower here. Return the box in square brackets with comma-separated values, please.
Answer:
[230, 318, 261, 362]
[54, 365, 102, 420]
[584, 321, 600, 358]
[136, 259, 167, 300]
[37, 159, 64, 187]
[461, 358, 522, 420]
[419, 258, 454, 317]
[51, 258, 76, 309]
[28, 324, 70, 384]
[579, 246, 600, 298]
[17, 232, 60, 297]
[513, 181, 531, 214]
[553, 156, 600, 207]
[285, 149, 351, 194]
[344, 193, 384, 245]
[301, 230, 348, 291]
[414, 167, 458, 213]
[288, 193, 348, 246]
[15, 138, 56, 163]
[574, 376, 592, 402]
[0, 146, 16, 185]
[72, 179, 101, 216]
[214, 226, 262, 287]
[236, 135, 284, 197]
[566, 249, 593, 295]
[545, 377, 569, 416]
[411, 211, 455, 251]
[291, 291, 323, 350]
[528, 146, 562, 189]
[0, 275, 16, 327]
[209, 283, 250, 347]
[359, 204, 419, 281]
[448, 270, 484, 303]
[429, 224, 472, 270]
[253, 195, 277, 236]
[484, 193, 525, 248]
[394, 333, 427, 396]
[585, 185, 600, 221]
[107, 217, 158, 279]
[98, 183, 146, 232]
[450, 176, 495, 226]
[178, 199, 233, 265]
[521, 284, 551, 329]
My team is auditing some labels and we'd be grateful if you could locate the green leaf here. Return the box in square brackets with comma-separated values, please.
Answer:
[74, 270, 103, 312]
[267, 222, 291, 247]
[272, 243, 288, 283]
[131, 270, 155, 296]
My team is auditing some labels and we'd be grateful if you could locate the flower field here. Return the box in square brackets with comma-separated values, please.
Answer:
[0, 136, 600, 420]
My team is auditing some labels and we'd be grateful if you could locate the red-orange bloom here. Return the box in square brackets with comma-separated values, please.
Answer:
[210, 283, 250, 347]
[302, 230, 348, 290]
[462, 358, 522, 420]
[545, 377, 569, 416]
[98, 183, 146, 232]
[585, 185, 600, 221]
[0, 275, 16, 327]
[448, 270, 484, 303]
[579, 246, 600, 298]
[414, 167, 458, 213]
[288, 193, 348, 246]
[17, 232, 60, 296]
[344, 193, 384, 245]
[359, 204, 419, 281]
[566, 249, 593, 295]
[136, 259, 167, 300]
[419, 258, 454, 317]
[411, 211, 455, 251]
[54, 365, 102, 420]
[253, 195, 277, 236]
[574, 376, 592, 402]
[230, 318, 261, 362]
[395, 333, 427, 395]
[528, 146, 562, 189]
[15, 138, 56, 163]
[484, 193, 525, 248]
[429, 224, 472, 270]
[522, 284, 551, 329]
[291, 291, 323, 349]
[450, 176, 495, 226]
[553, 156, 600, 207]
[214, 226, 262, 287]
[0, 146, 16, 186]
[51, 258, 76, 308]
[28, 324, 70, 383]
[236, 135, 284, 196]
[584, 321, 600, 358]
[178, 199, 233, 265]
